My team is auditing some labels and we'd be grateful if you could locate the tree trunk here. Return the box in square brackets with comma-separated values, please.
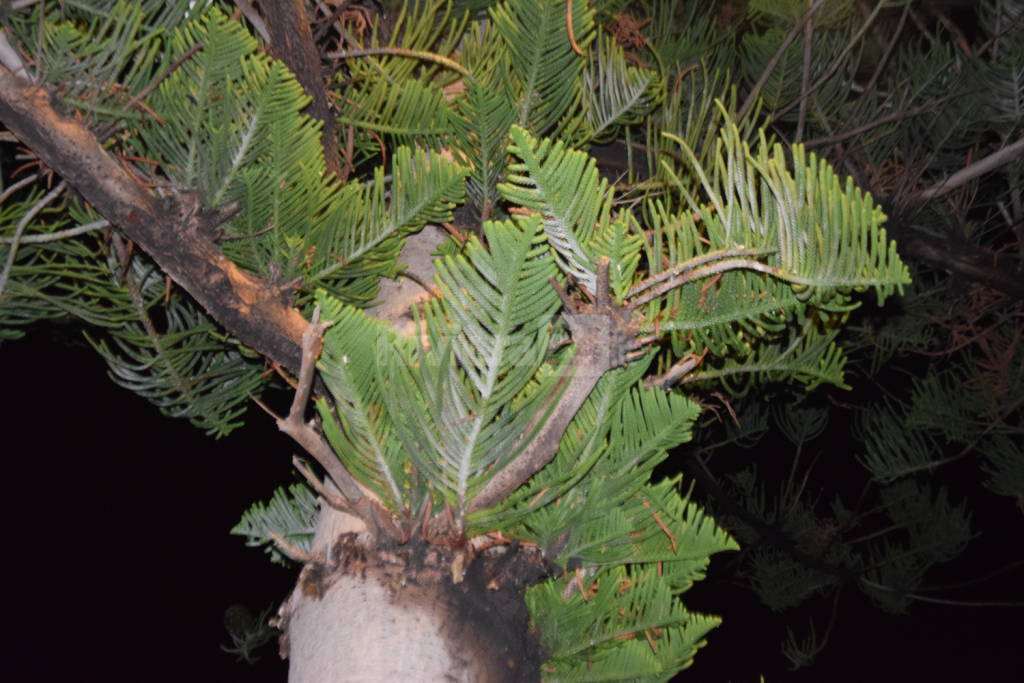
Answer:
[277, 497, 545, 682]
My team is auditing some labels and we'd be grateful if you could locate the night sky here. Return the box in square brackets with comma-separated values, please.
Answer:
[4, 330, 1021, 682]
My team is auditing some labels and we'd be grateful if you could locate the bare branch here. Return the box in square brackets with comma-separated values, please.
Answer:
[739, 0, 826, 121]
[274, 310, 402, 540]
[627, 247, 772, 299]
[917, 135, 1024, 201]
[269, 531, 314, 564]
[292, 455, 352, 512]
[275, 308, 362, 502]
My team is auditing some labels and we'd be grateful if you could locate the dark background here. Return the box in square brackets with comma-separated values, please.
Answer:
[3, 331, 1020, 682]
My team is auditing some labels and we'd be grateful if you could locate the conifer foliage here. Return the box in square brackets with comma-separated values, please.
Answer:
[5, 0, 989, 679]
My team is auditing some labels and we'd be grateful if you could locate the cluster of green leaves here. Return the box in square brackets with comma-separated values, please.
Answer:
[239, 108, 902, 683]
[657, 2, 1024, 665]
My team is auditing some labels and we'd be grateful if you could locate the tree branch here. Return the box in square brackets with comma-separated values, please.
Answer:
[258, 0, 342, 177]
[468, 260, 633, 513]
[916, 135, 1024, 201]
[273, 309, 401, 540]
[0, 66, 309, 372]
[897, 228, 1024, 301]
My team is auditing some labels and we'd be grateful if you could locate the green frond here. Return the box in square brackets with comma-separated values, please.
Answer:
[980, 434, 1024, 499]
[781, 621, 821, 670]
[589, 212, 645, 301]
[882, 479, 972, 565]
[578, 32, 661, 143]
[0, 197, 126, 335]
[11, 1, 172, 124]
[665, 112, 910, 307]
[315, 295, 416, 513]
[861, 479, 972, 613]
[681, 315, 850, 394]
[856, 402, 948, 483]
[500, 125, 615, 291]
[529, 560, 726, 682]
[451, 81, 517, 220]
[490, 0, 595, 136]
[644, 66, 752, 196]
[338, 77, 457, 148]
[139, 9, 268, 192]
[516, 389, 705, 565]
[333, 0, 466, 148]
[642, 1, 724, 71]
[905, 367, 983, 443]
[383, 214, 559, 510]
[231, 484, 318, 567]
[749, 548, 832, 611]
[140, 5, 466, 302]
[772, 401, 828, 447]
[305, 147, 468, 299]
[87, 270, 266, 438]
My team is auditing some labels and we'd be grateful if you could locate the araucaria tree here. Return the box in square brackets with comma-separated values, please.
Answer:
[0, 1, 913, 680]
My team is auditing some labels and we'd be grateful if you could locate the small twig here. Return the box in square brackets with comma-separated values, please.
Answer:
[643, 500, 677, 552]
[917, 135, 1024, 201]
[399, 268, 437, 297]
[235, 0, 270, 43]
[804, 98, 947, 149]
[739, 0, 826, 121]
[217, 222, 275, 242]
[566, 0, 583, 56]
[96, 43, 204, 142]
[0, 172, 39, 203]
[644, 348, 708, 389]
[795, 0, 814, 143]
[773, 0, 889, 123]
[274, 310, 360, 502]
[268, 532, 314, 564]
[325, 47, 470, 78]
[292, 455, 352, 512]
[313, 0, 352, 42]
[0, 218, 109, 245]
[0, 29, 31, 80]
[0, 179, 66, 296]
[854, 3, 909, 106]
